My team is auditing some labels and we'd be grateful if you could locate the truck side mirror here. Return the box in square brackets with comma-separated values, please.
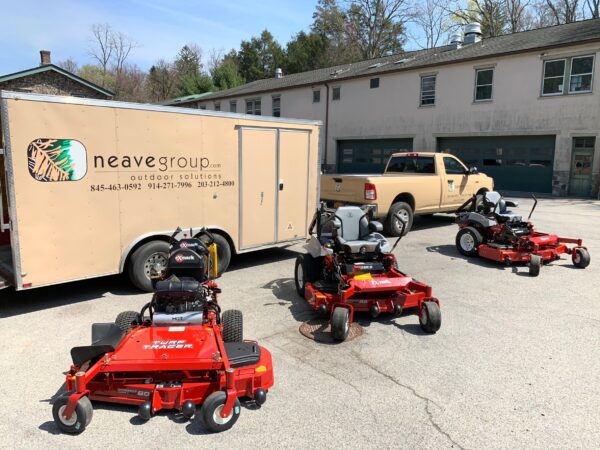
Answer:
[468, 166, 478, 175]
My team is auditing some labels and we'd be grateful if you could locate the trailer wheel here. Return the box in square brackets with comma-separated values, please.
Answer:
[419, 301, 441, 334]
[572, 247, 590, 268]
[128, 240, 169, 292]
[331, 307, 350, 341]
[529, 255, 542, 277]
[52, 394, 93, 434]
[115, 311, 140, 333]
[200, 233, 232, 277]
[294, 254, 322, 297]
[386, 202, 413, 236]
[456, 227, 482, 257]
[200, 391, 241, 433]
[222, 309, 243, 342]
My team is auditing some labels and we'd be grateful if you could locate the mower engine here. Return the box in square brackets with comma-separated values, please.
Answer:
[152, 294, 207, 326]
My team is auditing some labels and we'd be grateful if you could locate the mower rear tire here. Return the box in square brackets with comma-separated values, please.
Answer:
[115, 311, 140, 333]
[200, 391, 241, 433]
[294, 254, 322, 297]
[128, 240, 169, 292]
[52, 394, 93, 434]
[200, 233, 232, 277]
[529, 255, 542, 277]
[222, 309, 243, 342]
[419, 301, 441, 334]
[456, 227, 482, 257]
[386, 202, 413, 236]
[331, 307, 350, 341]
[572, 247, 590, 268]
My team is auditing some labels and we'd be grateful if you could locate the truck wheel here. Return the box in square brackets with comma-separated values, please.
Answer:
[331, 307, 350, 341]
[456, 227, 482, 257]
[115, 311, 140, 333]
[200, 391, 241, 433]
[52, 394, 93, 434]
[200, 233, 232, 277]
[572, 247, 590, 268]
[222, 309, 243, 342]
[386, 202, 413, 236]
[128, 240, 169, 292]
[294, 254, 322, 297]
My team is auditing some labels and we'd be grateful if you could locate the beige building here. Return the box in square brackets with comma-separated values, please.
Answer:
[173, 19, 600, 197]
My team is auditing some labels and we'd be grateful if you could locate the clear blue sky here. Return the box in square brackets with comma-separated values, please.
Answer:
[0, 0, 317, 74]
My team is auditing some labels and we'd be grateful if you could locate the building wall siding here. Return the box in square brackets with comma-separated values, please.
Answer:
[0, 70, 109, 99]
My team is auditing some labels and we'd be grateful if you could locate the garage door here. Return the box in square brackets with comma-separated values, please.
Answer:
[437, 136, 555, 193]
[337, 138, 413, 173]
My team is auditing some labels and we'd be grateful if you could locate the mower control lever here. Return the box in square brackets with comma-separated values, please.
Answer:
[390, 213, 407, 253]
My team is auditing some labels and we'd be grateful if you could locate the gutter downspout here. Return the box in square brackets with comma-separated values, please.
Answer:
[323, 83, 330, 170]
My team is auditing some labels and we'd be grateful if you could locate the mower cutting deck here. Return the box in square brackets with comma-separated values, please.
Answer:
[53, 228, 274, 434]
[295, 204, 441, 341]
[455, 192, 590, 276]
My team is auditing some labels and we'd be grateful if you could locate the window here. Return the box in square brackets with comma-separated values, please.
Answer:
[313, 90, 321, 103]
[230, 100, 237, 112]
[214, 102, 220, 111]
[483, 159, 502, 166]
[370, 78, 379, 89]
[332, 86, 341, 101]
[387, 156, 436, 174]
[569, 56, 594, 93]
[272, 95, 281, 117]
[420, 75, 436, 106]
[542, 59, 566, 95]
[475, 68, 493, 101]
[246, 98, 261, 115]
[443, 156, 467, 174]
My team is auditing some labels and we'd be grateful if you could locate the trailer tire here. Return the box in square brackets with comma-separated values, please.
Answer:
[200, 233, 231, 277]
[222, 309, 243, 342]
[572, 247, 590, 268]
[115, 311, 140, 333]
[456, 227, 482, 257]
[52, 394, 93, 434]
[331, 307, 350, 341]
[529, 255, 542, 277]
[386, 202, 413, 236]
[200, 391, 241, 433]
[128, 240, 169, 292]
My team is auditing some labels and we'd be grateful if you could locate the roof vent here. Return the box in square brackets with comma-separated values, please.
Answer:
[463, 23, 482, 44]
[367, 62, 388, 69]
[449, 33, 463, 50]
[330, 68, 350, 77]
[275, 68, 283, 79]
[393, 57, 413, 65]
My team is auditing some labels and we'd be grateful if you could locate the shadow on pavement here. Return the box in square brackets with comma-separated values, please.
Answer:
[227, 247, 299, 273]
[261, 277, 315, 323]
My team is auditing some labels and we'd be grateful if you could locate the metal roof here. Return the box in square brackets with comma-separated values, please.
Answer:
[0, 64, 114, 97]
[188, 18, 600, 103]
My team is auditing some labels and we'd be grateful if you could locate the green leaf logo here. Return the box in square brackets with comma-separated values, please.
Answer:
[27, 139, 87, 182]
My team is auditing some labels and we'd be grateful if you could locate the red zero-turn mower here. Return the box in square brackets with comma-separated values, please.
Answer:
[53, 227, 274, 434]
[294, 204, 441, 341]
[455, 191, 590, 276]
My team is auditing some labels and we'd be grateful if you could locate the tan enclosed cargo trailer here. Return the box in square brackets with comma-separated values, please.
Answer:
[0, 91, 322, 291]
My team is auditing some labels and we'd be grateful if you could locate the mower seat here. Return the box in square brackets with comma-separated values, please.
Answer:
[155, 275, 201, 293]
[70, 323, 125, 366]
[334, 206, 386, 255]
[483, 191, 522, 222]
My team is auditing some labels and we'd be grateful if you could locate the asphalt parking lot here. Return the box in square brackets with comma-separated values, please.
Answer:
[0, 197, 598, 449]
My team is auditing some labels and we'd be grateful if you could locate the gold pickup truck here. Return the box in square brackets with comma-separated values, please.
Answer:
[321, 152, 494, 235]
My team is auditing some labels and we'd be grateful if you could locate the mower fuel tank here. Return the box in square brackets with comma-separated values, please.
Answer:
[345, 262, 385, 276]
[153, 311, 204, 326]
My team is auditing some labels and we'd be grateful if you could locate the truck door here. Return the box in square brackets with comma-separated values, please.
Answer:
[240, 128, 278, 249]
[441, 155, 470, 208]
[277, 130, 310, 241]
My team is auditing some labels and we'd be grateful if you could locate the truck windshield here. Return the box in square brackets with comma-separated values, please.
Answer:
[386, 156, 435, 174]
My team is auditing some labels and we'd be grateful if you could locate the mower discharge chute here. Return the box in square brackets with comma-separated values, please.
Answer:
[455, 191, 591, 276]
[53, 227, 274, 434]
[294, 204, 441, 341]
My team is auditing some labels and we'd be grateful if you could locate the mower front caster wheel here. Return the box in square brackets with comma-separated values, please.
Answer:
[419, 302, 441, 334]
[529, 255, 542, 277]
[52, 394, 93, 434]
[200, 391, 241, 433]
[572, 247, 590, 268]
[331, 307, 350, 341]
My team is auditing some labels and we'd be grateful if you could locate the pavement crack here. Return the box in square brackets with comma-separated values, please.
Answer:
[352, 351, 465, 450]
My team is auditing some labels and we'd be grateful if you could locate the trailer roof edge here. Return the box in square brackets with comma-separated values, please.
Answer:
[0, 90, 323, 127]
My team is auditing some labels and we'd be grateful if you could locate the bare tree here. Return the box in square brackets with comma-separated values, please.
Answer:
[89, 23, 114, 75]
[451, 0, 508, 37]
[57, 58, 79, 74]
[585, 0, 600, 17]
[544, 0, 581, 23]
[206, 48, 225, 74]
[504, 0, 532, 32]
[411, 0, 459, 48]
[111, 31, 137, 76]
[147, 59, 177, 102]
